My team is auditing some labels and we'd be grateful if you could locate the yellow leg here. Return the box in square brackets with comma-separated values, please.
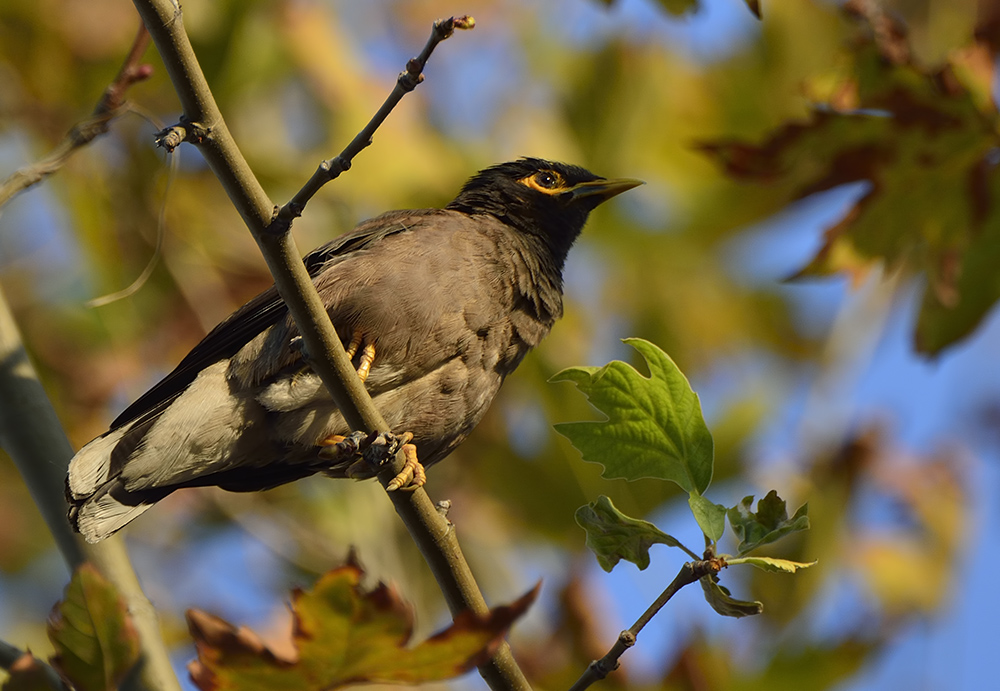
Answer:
[345, 330, 376, 383]
[357, 342, 376, 383]
[345, 329, 363, 359]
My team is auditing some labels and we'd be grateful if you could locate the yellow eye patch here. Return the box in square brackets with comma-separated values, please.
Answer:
[519, 170, 566, 195]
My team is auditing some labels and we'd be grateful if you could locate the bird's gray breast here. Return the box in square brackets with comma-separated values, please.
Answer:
[230, 211, 563, 466]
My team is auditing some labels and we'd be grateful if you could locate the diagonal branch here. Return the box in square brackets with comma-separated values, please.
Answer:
[130, 2, 530, 690]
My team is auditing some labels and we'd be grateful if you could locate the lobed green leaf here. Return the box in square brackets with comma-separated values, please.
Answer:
[552, 338, 714, 494]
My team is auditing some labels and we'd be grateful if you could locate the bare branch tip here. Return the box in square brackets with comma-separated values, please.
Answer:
[130, 64, 155, 83]
[434, 15, 475, 41]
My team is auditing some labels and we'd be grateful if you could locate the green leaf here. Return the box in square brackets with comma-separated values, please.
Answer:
[727, 490, 810, 555]
[47, 564, 140, 691]
[688, 493, 727, 542]
[699, 576, 763, 618]
[576, 496, 696, 571]
[188, 562, 538, 691]
[726, 557, 818, 573]
[551, 338, 714, 494]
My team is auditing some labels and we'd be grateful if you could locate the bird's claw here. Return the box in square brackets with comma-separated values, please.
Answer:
[318, 430, 375, 460]
[384, 436, 425, 491]
[319, 430, 425, 490]
[355, 431, 425, 491]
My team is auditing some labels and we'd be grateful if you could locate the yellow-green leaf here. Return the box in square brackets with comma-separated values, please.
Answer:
[726, 556, 818, 573]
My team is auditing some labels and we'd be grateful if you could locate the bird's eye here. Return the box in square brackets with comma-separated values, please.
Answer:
[535, 172, 559, 189]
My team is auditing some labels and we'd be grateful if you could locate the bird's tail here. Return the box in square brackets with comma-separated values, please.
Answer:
[66, 426, 159, 543]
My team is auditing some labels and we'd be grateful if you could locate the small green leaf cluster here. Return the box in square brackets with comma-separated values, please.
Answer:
[553, 339, 815, 618]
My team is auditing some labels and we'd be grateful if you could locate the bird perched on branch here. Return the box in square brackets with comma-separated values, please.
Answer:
[67, 158, 641, 542]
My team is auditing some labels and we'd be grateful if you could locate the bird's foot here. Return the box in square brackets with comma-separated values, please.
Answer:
[318, 430, 425, 491]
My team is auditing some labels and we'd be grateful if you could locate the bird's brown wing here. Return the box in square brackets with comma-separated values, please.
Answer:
[110, 210, 437, 429]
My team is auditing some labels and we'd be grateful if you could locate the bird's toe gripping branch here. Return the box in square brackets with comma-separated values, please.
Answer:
[318, 430, 426, 491]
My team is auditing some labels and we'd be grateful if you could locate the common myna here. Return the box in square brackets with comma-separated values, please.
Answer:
[67, 158, 641, 542]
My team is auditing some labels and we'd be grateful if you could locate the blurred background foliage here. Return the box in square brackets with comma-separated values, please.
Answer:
[1, 0, 997, 689]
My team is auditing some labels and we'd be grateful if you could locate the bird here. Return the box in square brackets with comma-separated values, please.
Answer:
[66, 158, 642, 543]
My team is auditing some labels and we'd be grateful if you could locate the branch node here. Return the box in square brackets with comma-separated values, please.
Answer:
[434, 15, 476, 41]
[154, 118, 211, 152]
[154, 124, 187, 152]
[617, 629, 636, 648]
[398, 63, 424, 92]
[436, 499, 452, 518]
[327, 156, 350, 180]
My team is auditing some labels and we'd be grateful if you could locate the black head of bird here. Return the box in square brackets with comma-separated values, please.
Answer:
[447, 157, 642, 272]
[66, 158, 642, 542]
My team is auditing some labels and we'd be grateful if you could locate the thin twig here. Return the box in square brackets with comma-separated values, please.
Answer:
[86, 139, 177, 308]
[0, 23, 152, 207]
[270, 15, 475, 233]
[129, 3, 529, 690]
[568, 559, 722, 691]
[0, 639, 68, 691]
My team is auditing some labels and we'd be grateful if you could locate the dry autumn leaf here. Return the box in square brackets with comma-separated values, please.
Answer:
[699, 3, 1000, 355]
[187, 562, 538, 691]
